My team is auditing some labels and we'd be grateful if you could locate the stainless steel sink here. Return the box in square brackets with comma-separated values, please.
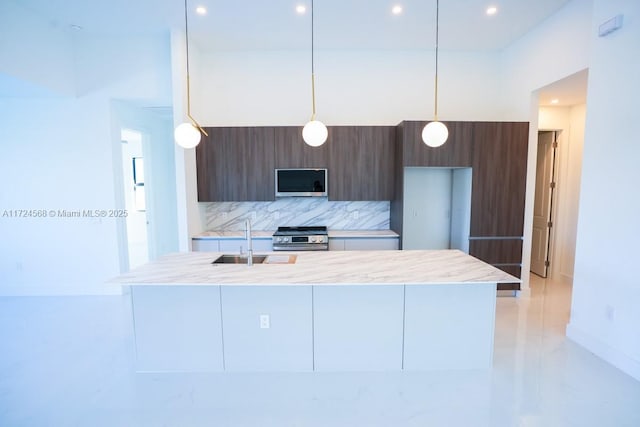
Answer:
[212, 254, 268, 265]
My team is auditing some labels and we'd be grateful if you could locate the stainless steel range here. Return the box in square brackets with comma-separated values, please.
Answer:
[272, 226, 329, 251]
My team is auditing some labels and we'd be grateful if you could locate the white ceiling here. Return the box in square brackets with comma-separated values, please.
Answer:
[10, 0, 588, 105]
[15, 0, 573, 51]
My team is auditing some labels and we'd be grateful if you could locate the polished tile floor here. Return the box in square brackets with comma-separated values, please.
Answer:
[1, 276, 639, 426]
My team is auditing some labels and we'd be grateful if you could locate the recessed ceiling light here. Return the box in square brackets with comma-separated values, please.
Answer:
[196, 6, 207, 15]
[486, 6, 498, 16]
[392, 5, 403, 15]
[551, 99, 559, 104]
[296, 4, 306, 14]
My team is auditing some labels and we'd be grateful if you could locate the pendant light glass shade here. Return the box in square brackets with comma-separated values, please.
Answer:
[422, 0, 448, 148]
[422, 121, 449, 147]
[302, 120, 328, 147]
[174, 122, 202, 149]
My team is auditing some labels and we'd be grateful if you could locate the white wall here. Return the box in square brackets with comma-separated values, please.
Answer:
[0, 1, 75, 96]
[500, 0, 593, 292]
[567, 0, 640, 381]
[0, 96, 121, 295]
[0, 4, 174, 295]
[191, 49, 504, 126]
[501, 0, 593, 119]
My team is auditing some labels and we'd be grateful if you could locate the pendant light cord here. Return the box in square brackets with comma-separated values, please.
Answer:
[183, 0, 208, 136]
[310, 0, 317, 121]
[434, 0, 440, 120]
[184, 0, 191, 117]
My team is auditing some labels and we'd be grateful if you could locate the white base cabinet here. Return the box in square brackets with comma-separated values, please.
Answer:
[191, 239, 220, 252]
[329, 237, 399, 251]
[192, 238, 272, 253]
[130, 282, 496, 373]
[313, 286, 404, 371]
[131, 286, 224, 372]
[195, 237, 399, 252]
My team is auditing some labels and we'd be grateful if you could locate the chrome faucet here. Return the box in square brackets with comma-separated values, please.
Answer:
[245, 218, 253, 266]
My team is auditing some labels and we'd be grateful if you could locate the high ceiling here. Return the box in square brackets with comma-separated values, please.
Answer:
[8, 0, 588, 105]
[14, 0, 573, 51]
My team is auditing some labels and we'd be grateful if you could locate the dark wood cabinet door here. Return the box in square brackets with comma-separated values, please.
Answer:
[196, 127, 275, 201]
[274, 126, 328, 168]
[469, 238, 523, 289]
[196, 128, 231, 201]
[242, 127, 276, 201]
[327, 126, 395, 201]
[470, 122, 529, 237]
[469, 239, 523, 264]
[401, 121, 474, 167]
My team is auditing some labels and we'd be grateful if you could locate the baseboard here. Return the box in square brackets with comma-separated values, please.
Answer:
[567, 322, 640, 382]
[497, 282, 520, 291]
[0, 284, 123, 296]
[497, 290, 517, 297]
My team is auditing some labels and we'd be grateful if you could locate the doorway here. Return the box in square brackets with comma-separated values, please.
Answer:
[121, 129, 150, 269]
[402, 167, 472, 252]
[531, 131, 558, 278]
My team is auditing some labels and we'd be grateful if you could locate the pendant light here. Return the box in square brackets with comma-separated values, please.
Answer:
[174, 0, 208, 149]
[422, 0, 448, 148]
[302, 0, 328, 147]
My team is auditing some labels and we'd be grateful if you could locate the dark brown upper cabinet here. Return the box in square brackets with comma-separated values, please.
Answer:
[327, 126, 396, 201]
[400, 121, 474, 167]
[470, 122, 529, 237]
[274, 126, 328, 169]
[196, 127, 276, 202]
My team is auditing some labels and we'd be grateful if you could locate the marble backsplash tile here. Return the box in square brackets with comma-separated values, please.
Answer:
[202, 199, 390, 231]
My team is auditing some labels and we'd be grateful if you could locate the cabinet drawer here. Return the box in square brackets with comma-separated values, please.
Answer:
[192, 239, 219, 252]
[329, 237, 400, 251]
[193, 238, 272, 253]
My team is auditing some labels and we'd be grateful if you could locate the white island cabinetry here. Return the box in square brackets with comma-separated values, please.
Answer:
[113, 250, 516, 373]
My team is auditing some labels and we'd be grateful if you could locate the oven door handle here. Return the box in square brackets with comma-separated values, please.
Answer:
[272, 244, 329, 251]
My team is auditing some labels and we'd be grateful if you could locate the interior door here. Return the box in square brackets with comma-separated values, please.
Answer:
[531, 131, 557, 277]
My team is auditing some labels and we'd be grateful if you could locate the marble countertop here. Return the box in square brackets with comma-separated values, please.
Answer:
[193, 230, 399, 239]
[327, 230, 399, 238]
[110, 250, 519, 286]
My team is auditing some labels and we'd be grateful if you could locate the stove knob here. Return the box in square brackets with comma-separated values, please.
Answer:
[310, 237, 316, 242]
[276, 237, 283, 243]
[284, 237, 290, 243]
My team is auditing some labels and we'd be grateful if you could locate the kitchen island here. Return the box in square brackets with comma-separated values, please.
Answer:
[112, 250, 518, 373]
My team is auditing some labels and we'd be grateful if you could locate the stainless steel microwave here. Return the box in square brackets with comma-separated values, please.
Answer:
[275, 168, 328, 197]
